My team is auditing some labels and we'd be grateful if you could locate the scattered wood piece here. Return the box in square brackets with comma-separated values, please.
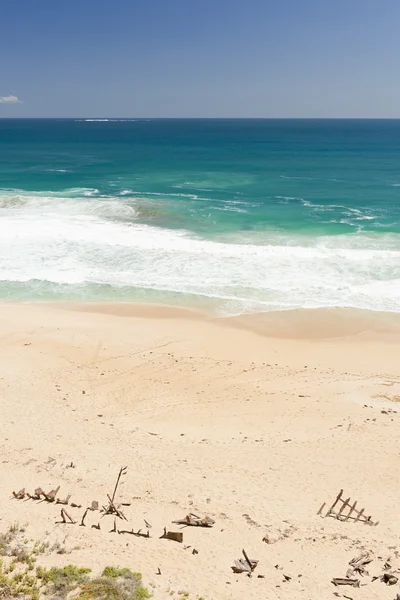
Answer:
[91, 522, 100, 530]
[381, 573, 398, 586]
[60, 508, 76, 524]
[156, 568, 161, 575]
[90, 501, 99, 511]
[192, 549, 198, 555]
[346, 553, 372, 578]
[232, 550, 258, 575]
[27, 487, 45, 500]
[319, 490, 378, 525]
[160, 527, 183, 543]
[173, 513, 215, 527]
[111, 466, 127, 505]
[80, 508, 89, 527]
[56, 494, 71, 505]
[133, 529, 150, 538]
[44, 486, 60, 502]
[12, 488, 25, 500]
[70, 502, 82, 508]
[332, 578, 360, 588]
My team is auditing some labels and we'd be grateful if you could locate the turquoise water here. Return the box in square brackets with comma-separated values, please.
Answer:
[0, 118, 399, 313]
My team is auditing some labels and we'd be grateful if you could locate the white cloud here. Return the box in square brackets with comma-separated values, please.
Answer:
[0, 95, 23, 104]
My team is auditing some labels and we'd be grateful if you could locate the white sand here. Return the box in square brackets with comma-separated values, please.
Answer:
[1, 302, 400, 599]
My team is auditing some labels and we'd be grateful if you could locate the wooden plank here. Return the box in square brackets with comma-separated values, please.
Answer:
[337, 497, 351, 519]
[160, 528, 183, 543]
[327, 489, 343, 515]
[332, 578, 360, 588]
[354, 508, 365, 522]
[242, 549, 254, 572]
[345, 500, 357, 521]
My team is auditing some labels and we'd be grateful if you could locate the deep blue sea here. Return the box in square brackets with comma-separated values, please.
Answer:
[0, 118, 399, 314]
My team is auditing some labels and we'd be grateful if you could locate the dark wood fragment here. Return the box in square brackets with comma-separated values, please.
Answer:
[12, 488, 25, 500]
[160, 527, 183, 543]
[332, 578, 360, 588]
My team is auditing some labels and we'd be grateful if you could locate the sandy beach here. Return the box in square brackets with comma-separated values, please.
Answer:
[1, 302, 400, 599]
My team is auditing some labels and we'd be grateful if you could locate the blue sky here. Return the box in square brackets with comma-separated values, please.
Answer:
[1, 0, 399, 117]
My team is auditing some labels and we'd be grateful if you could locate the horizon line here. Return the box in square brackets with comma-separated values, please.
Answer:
[2, 116, 400, 121]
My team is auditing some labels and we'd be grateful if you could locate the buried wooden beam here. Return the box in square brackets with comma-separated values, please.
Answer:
[12, 488, 25, 500]
[160, 527, 183, 543]
[80, 508, 89, 527]
[44, 486, 60, 502]
[60, 508, 76, 524]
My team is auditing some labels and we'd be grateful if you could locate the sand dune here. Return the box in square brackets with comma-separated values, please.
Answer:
[1, 303, 400, 599]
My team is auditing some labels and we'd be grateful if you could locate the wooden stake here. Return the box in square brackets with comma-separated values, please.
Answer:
[355, 508, 365, 522]
[56, 494, 71, 506]
[337, 497, 351, 519]
[44, 486, 60, 502]
[60, 508, 76, 524]
[327, 489, 343, 515]
[80, 508, 89, 527]
[345, 500, 357, 522]
[111, 466, 127, 505]
[242, 549, 254, 572]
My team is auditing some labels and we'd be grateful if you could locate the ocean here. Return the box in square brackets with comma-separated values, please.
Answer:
[0, 118, 399, 315]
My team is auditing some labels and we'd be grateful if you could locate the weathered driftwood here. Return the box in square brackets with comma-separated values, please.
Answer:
[332, 578, 360, 588]
[91, 522, 100, 530]
[232, 550, 258, 574]
[80, 508, 89, 527]
[318, 489, 378, 526]
[381, 573, 398, 586]
[173, 513, 215, 527]
[111, 518, 118, 533]
[132, 529, 150, 538]
[160, 528, 183, 543]
[90, 500, 99, 511]
[12, 488, 25, 500]
[118, 527, 150, 539]
[56, 494, 71, 505]
[27, 487, 45, 500]
[101, 467, 128, 520]
[44, 486, 60, 502]
[346, 553, 372, 578]
[71, 502, 82, 508]
[60, 508, 76, 524]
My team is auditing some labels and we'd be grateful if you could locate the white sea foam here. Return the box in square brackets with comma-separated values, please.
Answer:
[0, 190, 399, 313]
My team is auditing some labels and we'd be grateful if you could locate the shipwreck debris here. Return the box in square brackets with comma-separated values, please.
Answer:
[173, 513, 215, 527]
[232, 550, 258, 576]
[318, 489, 378, 525]
[160, 528, 183, 543]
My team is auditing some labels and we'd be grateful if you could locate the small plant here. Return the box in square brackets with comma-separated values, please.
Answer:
[77, 567, 151, 600]
[101, 566, 136, 579]
[0, 523, 25, 556]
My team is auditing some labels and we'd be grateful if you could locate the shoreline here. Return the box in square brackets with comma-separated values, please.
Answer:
[7, 300, 400, 340]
